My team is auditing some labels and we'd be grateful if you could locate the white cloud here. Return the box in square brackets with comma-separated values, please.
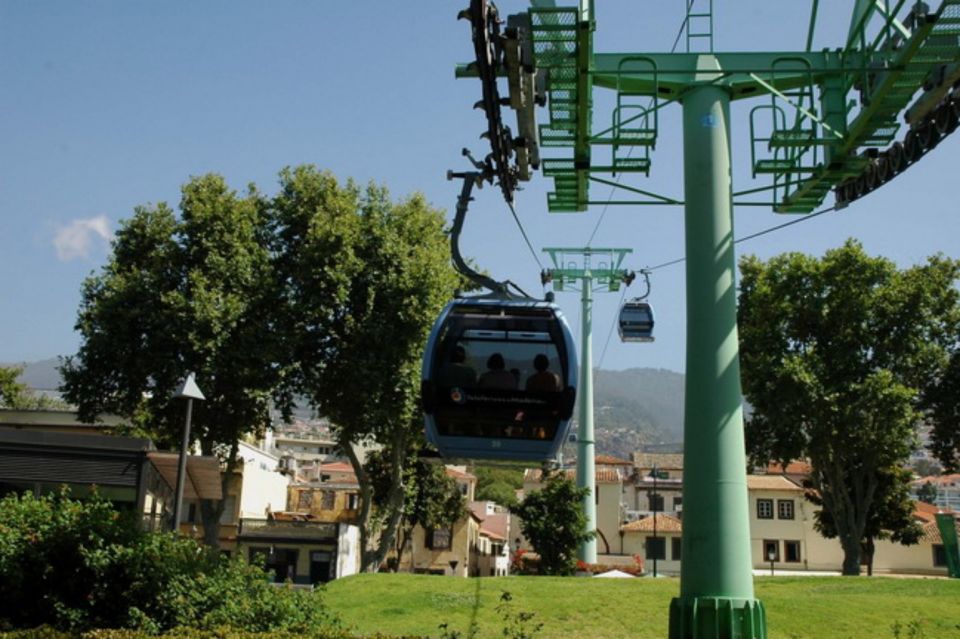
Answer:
[53, 215, 112, 261]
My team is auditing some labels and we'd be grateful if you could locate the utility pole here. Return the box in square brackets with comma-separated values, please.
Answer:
[542, 246, 633, 564]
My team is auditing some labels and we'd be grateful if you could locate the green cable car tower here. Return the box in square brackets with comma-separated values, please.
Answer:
[456, 1, 960, 637]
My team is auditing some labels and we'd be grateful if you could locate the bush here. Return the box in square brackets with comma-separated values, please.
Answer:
[0, 490, 338, 633]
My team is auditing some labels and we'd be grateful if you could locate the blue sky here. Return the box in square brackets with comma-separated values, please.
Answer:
[2, 1, 959, 374]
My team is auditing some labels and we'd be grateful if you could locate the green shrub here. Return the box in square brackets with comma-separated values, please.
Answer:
[0, 490, 338, 633]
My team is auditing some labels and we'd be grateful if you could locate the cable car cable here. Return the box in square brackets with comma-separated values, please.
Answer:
[507, 199, 545, 271]
[596, 287, 627, 370]
[645, 204, 838, 272]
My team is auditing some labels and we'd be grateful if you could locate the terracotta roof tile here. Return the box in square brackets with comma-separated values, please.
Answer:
[523, 467, 622, 484]
[920, 515, 960, 543]
[766, 461, 812, 476]
[595, 454, 634, 466]
[746, 475, 804, 491]
[445, 466, 477, 481]
[621, 513, 683, 533]
[912, 473, 960, 486]
[320, 462, 354, 473]
[632, 452, 684, 470]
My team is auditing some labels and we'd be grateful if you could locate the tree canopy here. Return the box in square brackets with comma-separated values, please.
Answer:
[0, 366, 68, 410]
[60, 166, 466, 566]
[928, 348, 960, 471]
[0, 366, 32, 409]
[738, 239, 960, 575]
[268, 166, 460, 571]
[61, 175, 279, 544]
[514, 473, 593, 575]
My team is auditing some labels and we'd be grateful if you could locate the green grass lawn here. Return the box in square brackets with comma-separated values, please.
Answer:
[323, 574, 960, 639]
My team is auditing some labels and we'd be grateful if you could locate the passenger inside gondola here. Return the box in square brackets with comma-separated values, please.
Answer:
[525, 353, 562, 392]
[441, 345, 477, 387]
[478, 353, 517, 389]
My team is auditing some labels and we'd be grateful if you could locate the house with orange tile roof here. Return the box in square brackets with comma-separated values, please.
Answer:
[910, 473, 960, 512]
[470, 501, 513, 576]
[386, 465, 486, 577]
[521, 454, 959, 576]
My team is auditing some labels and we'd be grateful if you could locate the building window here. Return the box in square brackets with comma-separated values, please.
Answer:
[784, 540, 801, 562]
[672, 537, 682, 561]
[673, 496, 683, 510]
[645, 536, 666, 560]
[649, 493, 664, 511]
[777, 499, 795, 520]
[297, 490, 312, 511]
[428, 527, 453, 550]
[321, 490, 335, 510]
[757, 499, 774, 519]
[346, 493, 359, 510]
[763, 539, 780, 562]
[933, 544, 947, 567]
[187, 502, 198, 523]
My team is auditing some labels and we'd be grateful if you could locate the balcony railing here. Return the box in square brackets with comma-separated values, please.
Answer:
[238, 517, 337, 540]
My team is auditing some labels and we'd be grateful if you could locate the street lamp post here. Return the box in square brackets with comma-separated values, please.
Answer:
[171, 372, 205, 533]
[651, 464, 659, 578]
[768, 550, 776, 577]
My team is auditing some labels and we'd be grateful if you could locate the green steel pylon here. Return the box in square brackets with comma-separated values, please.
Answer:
[457, 1, 960, 636]
[542, 247, 633, 565]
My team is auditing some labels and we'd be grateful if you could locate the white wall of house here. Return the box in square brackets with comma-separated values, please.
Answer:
[238, 447, 290, 518]
[337, 523, 361, 578]
[596, 480, 625, 554]
[621, 531, 682, 575]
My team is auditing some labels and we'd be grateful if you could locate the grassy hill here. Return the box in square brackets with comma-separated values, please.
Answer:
[323, 573, 960, 639]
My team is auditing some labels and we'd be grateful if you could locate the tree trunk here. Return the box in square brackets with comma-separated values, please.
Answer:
[839, 533, 862, 575]
[362, 433, 408, 571]
[199, 439, 240, 550]
[864, 537, 875, 577]
[343, 432, 409, 573]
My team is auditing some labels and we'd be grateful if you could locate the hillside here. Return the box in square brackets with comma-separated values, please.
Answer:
[591, 367, 684, 458]
[2, 358, 62, 390]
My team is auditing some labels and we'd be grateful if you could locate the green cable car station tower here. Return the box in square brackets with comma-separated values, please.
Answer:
[456, 0, 960, 637]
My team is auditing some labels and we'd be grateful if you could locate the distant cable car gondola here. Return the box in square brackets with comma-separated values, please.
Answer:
[422, 158, 577, 462]
[619, 299, 655, 342]
[619, 271, 655, 342]
[422, 297, 577, 461]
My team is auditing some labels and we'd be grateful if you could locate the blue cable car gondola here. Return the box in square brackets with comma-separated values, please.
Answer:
[619, 299, 655, 342]
[422, 162, 578, 462]
[422, 296, 577, 461]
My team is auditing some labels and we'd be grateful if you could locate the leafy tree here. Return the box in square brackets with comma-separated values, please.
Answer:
[474, 464, 524, 509]
[0, 489, 340, 633]
[0, 365, 69, 410]
[804, 465, 922, 576]
[270, 167, 460, 571]
[513, 473, 593, 575]
[911, 457, 943, 478]
[916, 480, 938, 505]
[60, 174, 280, 547]
[738, 240, 960, 575]
[0, 366, 31, 408]
[368, 450, 466, 570]
[929, 348, 960, 471]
